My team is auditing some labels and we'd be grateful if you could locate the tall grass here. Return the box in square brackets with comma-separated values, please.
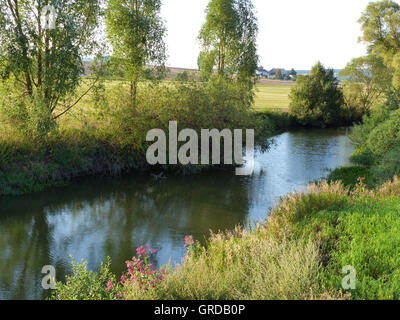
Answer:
[126, 230, 325, 300]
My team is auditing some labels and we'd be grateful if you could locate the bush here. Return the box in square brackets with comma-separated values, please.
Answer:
[366, 109, 400, 156]
[51, 257, 119, 300]
[289, 62, 347, 127]
[327, 166, 373, 188]
[349, 106, 400, 183]
[372, 147, 400, 185]
[0, 85, 56, 140]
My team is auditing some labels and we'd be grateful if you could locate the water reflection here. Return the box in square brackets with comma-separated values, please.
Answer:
[0, 128, 353, 299]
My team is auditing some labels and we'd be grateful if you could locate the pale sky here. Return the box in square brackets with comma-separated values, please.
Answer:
[161, 0, 372, 70]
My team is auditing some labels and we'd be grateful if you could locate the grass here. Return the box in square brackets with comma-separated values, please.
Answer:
[253, 83, 294, 112]
[327, 166, 374, 189]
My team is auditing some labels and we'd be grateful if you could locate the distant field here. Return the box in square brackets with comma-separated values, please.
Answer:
[253, 82, 294, 112]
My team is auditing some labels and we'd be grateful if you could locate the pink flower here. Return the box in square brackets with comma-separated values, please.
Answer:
[150, 248, 158, 255]
[106, 280, 112, 291]
[184, 235, 194, 247]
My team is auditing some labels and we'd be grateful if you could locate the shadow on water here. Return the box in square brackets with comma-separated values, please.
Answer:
[0, 128, 354, 299]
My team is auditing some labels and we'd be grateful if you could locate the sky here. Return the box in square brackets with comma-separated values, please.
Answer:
[161, 0, 372, 70]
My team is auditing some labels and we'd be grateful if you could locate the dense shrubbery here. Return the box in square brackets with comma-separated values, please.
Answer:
[341, 101, 400, 186]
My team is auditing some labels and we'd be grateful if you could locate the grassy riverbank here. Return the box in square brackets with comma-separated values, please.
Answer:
[52, 177, 400, 300]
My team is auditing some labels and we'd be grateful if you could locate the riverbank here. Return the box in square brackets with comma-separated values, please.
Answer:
[0, 110, 291, 197]
[1, 77, 296, 197]
[52, 177, 400, 300]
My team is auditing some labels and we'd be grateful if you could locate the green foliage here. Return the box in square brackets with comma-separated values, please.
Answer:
[198, 0, 258, 85]
[366, 109, 400, 156]
[359, 0, 400, 89]
[175, 71, 190, 82]
[105, 0, 166, 104]
[288, 69, 297, 81]
[289, 62, 346, 127]
[0, 0, 103, 116]
[127, 234, 323, 300]
[0, 78, 277, 196]
[340, 54, 392, 120]
[327, 166, 373, 188]
[349, 104, 400, 185]
[299, 198, 400, 299]
[0, 82, 56, 139]
[349, 106, 390, 148]
[51, 256, 119, 300]
[372, 146, 400, 185]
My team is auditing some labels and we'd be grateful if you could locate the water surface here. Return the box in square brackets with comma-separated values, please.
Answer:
[0, 128, 353, 299]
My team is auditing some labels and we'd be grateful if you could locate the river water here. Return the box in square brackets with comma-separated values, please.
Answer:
[0, 128, 353, 299]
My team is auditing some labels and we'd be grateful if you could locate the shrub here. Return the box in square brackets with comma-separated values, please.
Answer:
[372, 147, 400, 184]
[327, 166, 373, 188]
[366, 109, 400, 156]
[51, 256, 119, 300]
[289, 62, 346, 127]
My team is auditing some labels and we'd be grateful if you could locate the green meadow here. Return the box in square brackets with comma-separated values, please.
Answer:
[253, 83, 293, 112]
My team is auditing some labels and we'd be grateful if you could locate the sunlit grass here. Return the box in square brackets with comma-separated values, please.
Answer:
[253, 83, 294, 112]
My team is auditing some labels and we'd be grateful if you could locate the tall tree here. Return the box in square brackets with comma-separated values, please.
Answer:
[359, 0, 400, 88]
[0, 0, 103, 119]
[340, 54, 392, 114]
[198, 0, 258, 85]
[105, 0, 167, 106]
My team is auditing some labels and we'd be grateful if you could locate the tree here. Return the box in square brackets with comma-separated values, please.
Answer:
[0, 0, 103, 119]
[340, 54, 392, 115]
[359, 0, 400, 88]
[289, 68, 297, 81]
[274, 70, 283, 80]
[289, 62, 345, 127]
[198, 0, 258, 85]
[105, 0, 167, 107]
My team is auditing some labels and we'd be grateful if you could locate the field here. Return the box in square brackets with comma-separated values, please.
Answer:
[253, 81, 295, 112]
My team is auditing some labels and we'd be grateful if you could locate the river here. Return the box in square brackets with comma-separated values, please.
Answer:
[0, 128, 353, 299]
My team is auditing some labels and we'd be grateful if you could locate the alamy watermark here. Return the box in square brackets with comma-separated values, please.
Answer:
[341, 265, 356, 290]
[41, 265, 56, 290]
[146, 121, 255, 176]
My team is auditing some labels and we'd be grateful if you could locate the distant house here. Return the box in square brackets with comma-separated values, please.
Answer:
[268, 68, 289, 79]
[256, 67, 270, 78]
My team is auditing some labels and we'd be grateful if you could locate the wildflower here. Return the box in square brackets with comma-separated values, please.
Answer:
[184, 235, 194, 247]
[106, 280, 112, 291]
